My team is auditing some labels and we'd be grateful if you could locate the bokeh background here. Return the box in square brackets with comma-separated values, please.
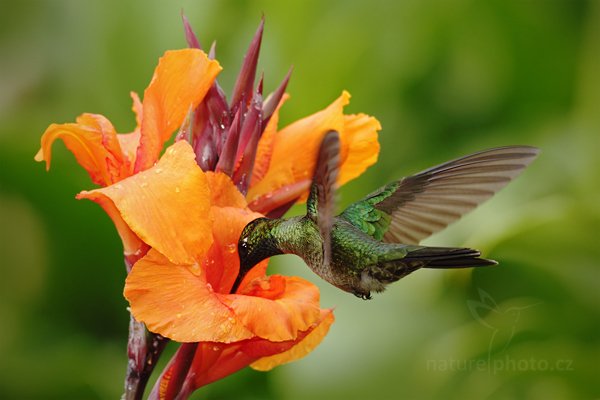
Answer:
[1, 0, 599, 399]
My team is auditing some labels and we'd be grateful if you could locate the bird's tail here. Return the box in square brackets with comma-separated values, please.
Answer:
[403, 247, 497, 269]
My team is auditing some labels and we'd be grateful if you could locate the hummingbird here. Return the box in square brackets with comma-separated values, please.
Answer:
[235, 131, 539, 299]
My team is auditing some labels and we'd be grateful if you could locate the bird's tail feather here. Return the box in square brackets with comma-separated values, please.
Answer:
[404, 247, 497, 269]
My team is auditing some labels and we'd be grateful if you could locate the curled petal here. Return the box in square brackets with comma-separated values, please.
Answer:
[204, 206, 262, 293]
[220, 276, 323, 342]
[115, 92, 144, 166]
[130, 91, 144, 129]
[251, 309, 335, 371]
[236, 260, 269, 293]
[134, 49, 222, 172]
[247, 91, 381, 213]
[35, 113, 131, 186]
[80, 141, 213, 265]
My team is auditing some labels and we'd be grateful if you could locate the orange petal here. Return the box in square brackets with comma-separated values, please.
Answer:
[161, 311, 334, 392]
[205, 206, 263, 293]
[246, 91, 381, 213]
[251, 309, 335, 371]
[130, 91, 143, 129]
[169, 337, 297, 393]
[79, 141, 213, 265]
[115, 92, 144, 170]
[76, 189, 144, 260]
[220, 276, 323, 342]
[187, 342, 257, 391]
[124, 249, 254, 343]
[250, 94, 290, 186]
[206, 172, 248, 209]
[247, 92, 347, 205]
[338, 113, 381, 185]
[134, 49, 222, 172]
[35, 113, 131, 186]
[189, 331, 310, 390]
[236, 261, 269, 292]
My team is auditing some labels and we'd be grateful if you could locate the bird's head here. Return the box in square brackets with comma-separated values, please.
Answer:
[234, 217, 283, 291]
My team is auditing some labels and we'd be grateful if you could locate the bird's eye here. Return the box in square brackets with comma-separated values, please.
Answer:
[239, 240, 248, 255]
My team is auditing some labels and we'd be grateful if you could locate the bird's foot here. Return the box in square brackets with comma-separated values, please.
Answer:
[353, 291, 372, 300]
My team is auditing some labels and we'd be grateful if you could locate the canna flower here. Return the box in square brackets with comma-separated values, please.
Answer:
[118, 144, 336, 395]
[35, 48, 222, 266]
[36, 15, 380, 399]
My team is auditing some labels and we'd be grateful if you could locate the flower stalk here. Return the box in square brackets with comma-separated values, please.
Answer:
[123, 316, 168, 400]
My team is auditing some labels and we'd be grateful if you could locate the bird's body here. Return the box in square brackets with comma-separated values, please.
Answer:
[239, 211, 493, 299]
[236, 131, 539, 299]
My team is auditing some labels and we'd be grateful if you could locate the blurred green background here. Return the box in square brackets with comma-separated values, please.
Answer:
[1, 0, 599, 399]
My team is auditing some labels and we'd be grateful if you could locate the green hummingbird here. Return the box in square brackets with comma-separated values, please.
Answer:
[236, 131, 539, 299]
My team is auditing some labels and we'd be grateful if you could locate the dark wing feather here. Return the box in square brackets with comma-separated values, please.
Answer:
[307, 131, 341, 265]
[341, 146, 540, 244]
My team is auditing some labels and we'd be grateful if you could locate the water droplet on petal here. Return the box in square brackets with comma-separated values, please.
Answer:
[140, 182, 148, 188]
[155, 168, 163, 174]
[189, 263, 200, 274]
[175, 186, 180, 193]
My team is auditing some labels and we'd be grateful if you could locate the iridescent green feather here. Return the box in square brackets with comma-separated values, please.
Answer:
[339, 182, 399, 240]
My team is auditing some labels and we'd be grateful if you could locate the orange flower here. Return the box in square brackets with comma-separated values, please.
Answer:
[117, 141, 334, 395]
[35, 49, 222, 263]
[36, 17, 381, 399]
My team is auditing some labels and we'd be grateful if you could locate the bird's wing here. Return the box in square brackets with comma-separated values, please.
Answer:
[340, 146, 539, 244]
[307, 130, 341, 266]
